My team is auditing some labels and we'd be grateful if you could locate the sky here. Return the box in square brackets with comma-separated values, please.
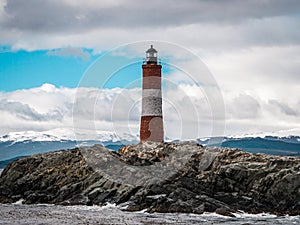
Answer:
[0, 0, 300, 139]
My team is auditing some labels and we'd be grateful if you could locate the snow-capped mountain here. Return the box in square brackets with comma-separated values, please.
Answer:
[1, 127, 299, 145]
[196, 131, 300, 158]
[0, 128, 139, 144]
[226, 128, 300, 139]
[0, 131, 68, 143]
[0, 128, 139, 165]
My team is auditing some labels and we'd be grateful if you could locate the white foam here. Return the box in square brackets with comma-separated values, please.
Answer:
[12, 199, 24, 205]
[232, 211, 277, 219]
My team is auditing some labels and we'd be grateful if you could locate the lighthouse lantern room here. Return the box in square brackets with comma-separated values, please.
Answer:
[145, 45, 158, 64]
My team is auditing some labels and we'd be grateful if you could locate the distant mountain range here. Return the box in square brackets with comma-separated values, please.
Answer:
[198, 136, 300, 156]
[0, 128, 138, 144]
[0, 129, 299, 168]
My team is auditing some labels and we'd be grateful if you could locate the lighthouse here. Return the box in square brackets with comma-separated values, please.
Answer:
[140, 45, 164, 142]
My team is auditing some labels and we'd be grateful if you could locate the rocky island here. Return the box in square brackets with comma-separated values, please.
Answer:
[0, 142, 299, 216]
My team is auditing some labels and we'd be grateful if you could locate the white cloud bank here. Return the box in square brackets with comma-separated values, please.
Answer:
[1, 0, 300, 51]
[0, 0, 299, 138]
[0, 83, 299, 139]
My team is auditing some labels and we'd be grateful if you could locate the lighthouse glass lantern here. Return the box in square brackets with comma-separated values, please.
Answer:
[145, 45, 158, 64]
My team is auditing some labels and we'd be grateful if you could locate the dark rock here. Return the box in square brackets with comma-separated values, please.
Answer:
[0, 142, 299, 215]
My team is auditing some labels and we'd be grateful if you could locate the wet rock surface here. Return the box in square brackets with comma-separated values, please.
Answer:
[0, 142, 299, 216]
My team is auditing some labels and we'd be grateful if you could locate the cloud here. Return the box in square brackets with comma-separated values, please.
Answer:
[0, 0, 300, 51]
[0, 1, 300, 137]
[0, 83, 299, 138]
[0, 99, 45, 121]
[204, 46, 300, 100]
[268, 99, 299, 117]
[0, 83, 217, 138]
[47, 47, 91, 61]
[228, 94, 261, 119]
[2, 0, 300, 31]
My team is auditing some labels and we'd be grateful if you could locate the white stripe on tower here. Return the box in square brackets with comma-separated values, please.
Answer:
[142, 89, 162, 116]
[142, 89, 161, 98]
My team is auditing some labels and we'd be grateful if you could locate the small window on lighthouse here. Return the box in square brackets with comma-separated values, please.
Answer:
[146, 51, 157, 58]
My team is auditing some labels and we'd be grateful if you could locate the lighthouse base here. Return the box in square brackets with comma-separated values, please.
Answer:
[140, 116, 164, 142]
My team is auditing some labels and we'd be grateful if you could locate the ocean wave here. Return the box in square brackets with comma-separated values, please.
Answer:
[0, 203, 299, 225]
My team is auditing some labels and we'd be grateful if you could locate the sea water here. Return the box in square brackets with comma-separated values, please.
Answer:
[0, 203, 299, 224]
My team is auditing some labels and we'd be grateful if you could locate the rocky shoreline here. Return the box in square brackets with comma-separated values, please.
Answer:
[0, 142, 299, 216]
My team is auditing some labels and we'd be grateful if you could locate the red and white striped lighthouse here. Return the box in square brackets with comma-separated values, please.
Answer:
[140, 45, 164, 142]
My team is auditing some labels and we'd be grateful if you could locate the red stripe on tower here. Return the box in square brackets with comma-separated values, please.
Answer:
[140, 45, 164, 142]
